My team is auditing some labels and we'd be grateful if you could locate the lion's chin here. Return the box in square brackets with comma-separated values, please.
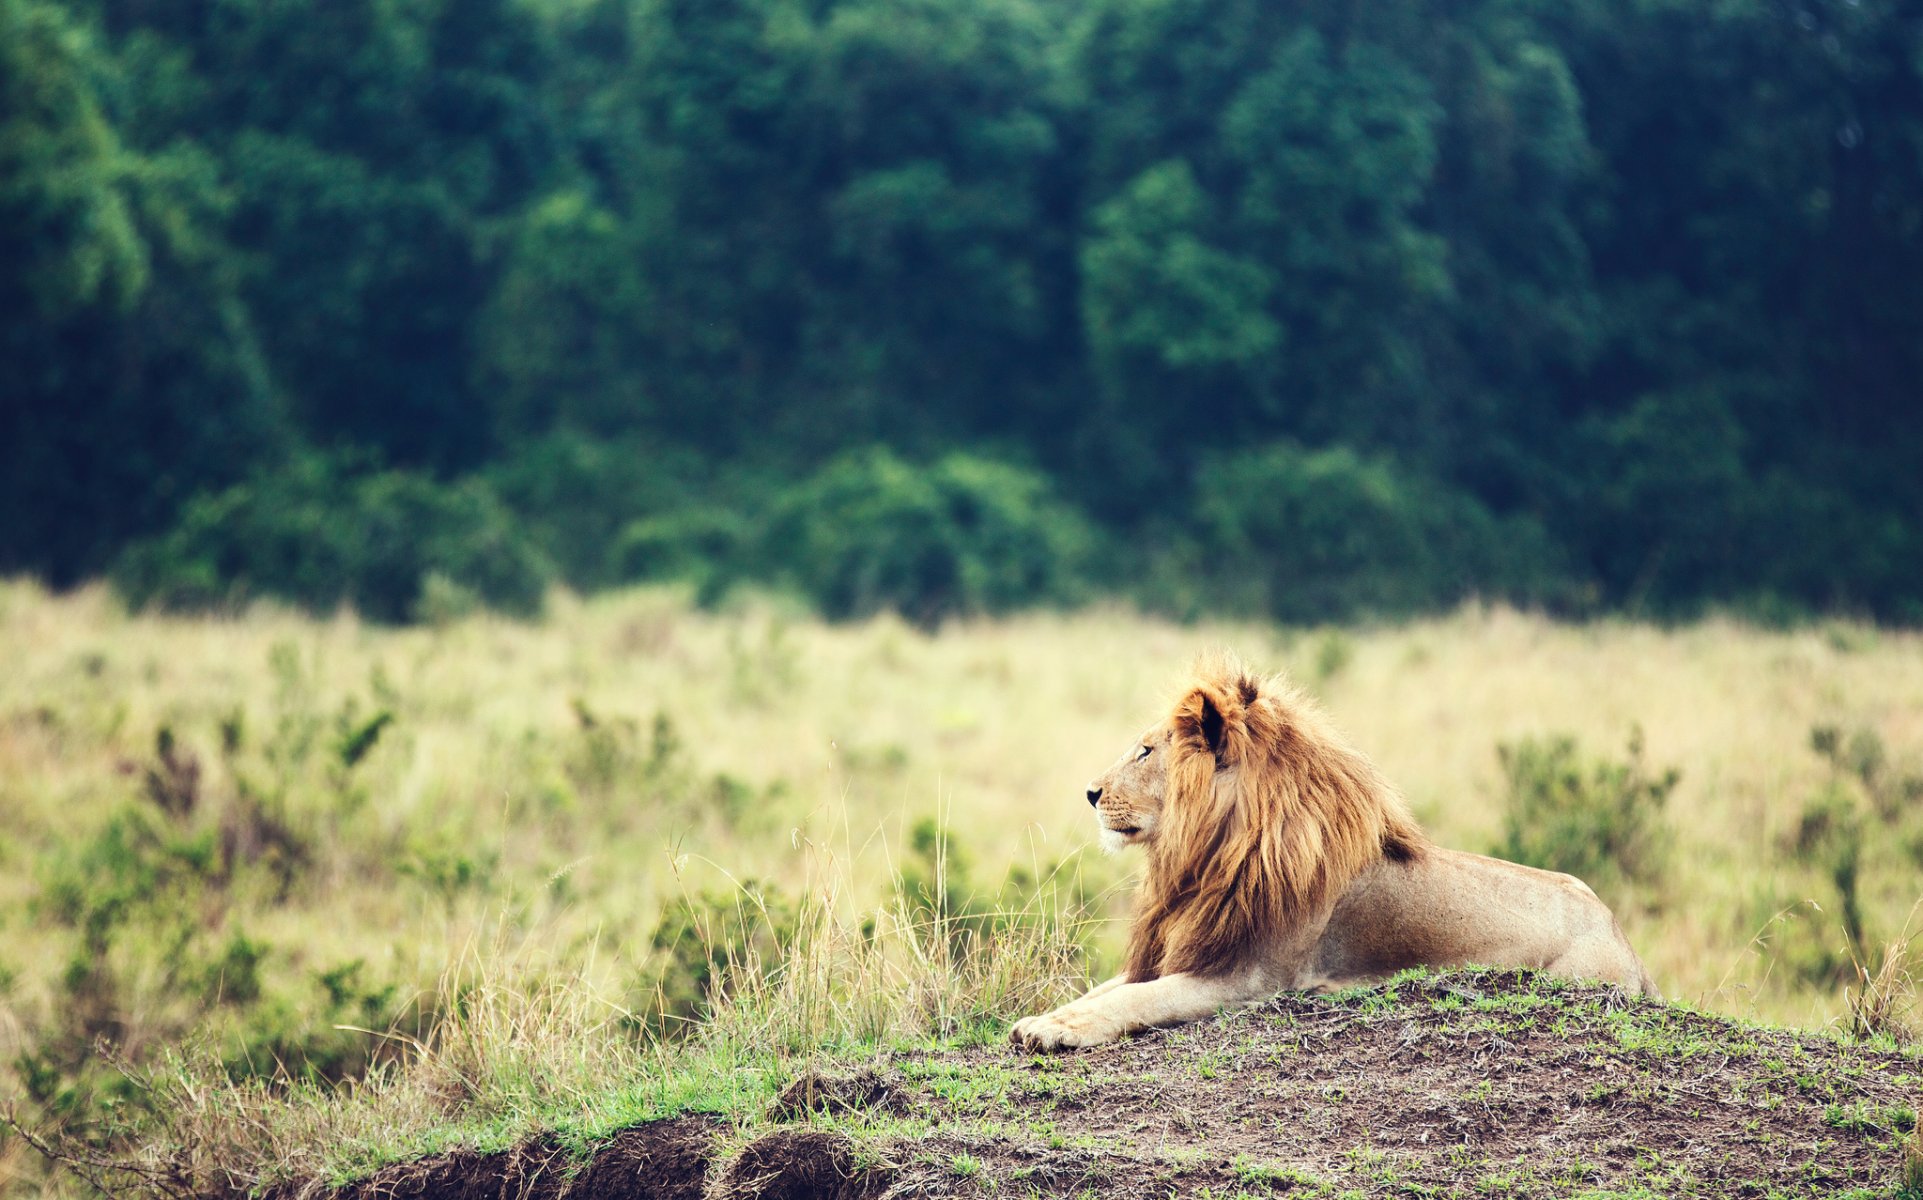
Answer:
[1098, 823, 1144, 855]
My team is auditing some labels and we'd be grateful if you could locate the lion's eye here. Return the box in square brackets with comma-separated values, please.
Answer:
[1136, 745, 1152, 761]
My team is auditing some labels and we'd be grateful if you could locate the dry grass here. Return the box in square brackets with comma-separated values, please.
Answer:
[102, 846, 1090, 1196]
[1846, 906, 1921, 1044]
[1, 578, 1921, 1192]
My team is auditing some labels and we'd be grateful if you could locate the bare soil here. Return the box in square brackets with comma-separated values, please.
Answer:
[321, 972, 1921, 1198]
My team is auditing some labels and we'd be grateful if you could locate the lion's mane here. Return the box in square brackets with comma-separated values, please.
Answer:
[1123, 656, 1427, 982]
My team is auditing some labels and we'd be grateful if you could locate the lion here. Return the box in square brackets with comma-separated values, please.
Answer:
[1010, 655, 1658, 1052]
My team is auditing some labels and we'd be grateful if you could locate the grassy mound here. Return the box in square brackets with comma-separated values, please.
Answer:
[289, 971, 1921, 1200]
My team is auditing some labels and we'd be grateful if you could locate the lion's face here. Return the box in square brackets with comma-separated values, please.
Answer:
[1086, 724, 1172, 853]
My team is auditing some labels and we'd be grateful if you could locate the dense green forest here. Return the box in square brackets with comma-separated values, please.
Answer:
[4, 0, 1919, 624]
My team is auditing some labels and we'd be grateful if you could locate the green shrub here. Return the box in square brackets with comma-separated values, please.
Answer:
[635, 881, 799, 1038]
[1188, 441, 1568, 622]
[1786, 722, 1923, 971]
[1811, 723, 1923, 826]
[1781, 782, 1867, 982]
[1494, 728, 1679, 901]
[761, 447, 1095, 625]
[608, 508, 753, 601]
[484, 432, 708, 588]
[563, 701, 686, 803]
[1903, 1120, 1923, 1200]
[113, 456, 554, 622]
[6, 680, 424, 1154]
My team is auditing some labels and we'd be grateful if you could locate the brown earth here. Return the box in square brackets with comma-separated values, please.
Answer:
[320, 972, 1920, 1199]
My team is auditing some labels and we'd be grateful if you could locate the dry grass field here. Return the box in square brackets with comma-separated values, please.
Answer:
[1, 580, 1920, 1193]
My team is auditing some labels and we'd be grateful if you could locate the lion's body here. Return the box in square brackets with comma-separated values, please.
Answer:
[1010, 657, 1658, 1052]
[1293, 849, 1655, 995]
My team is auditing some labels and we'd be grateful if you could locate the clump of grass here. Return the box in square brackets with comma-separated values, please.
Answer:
[1901, 1119, 1923, 1200]
[1843, 907, 1918, 1045]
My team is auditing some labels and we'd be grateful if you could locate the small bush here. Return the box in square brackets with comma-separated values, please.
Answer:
[8, 676, 418, 1155]
[608, 508, 753, 601]
[1785, 723, 1923, 982]
[563, 701, 685, 803]
[1812, 723, 1923, 825]
[760, 448, 1095, 626]
[484, 432, 709, 588]
[1188, 441, 1569, 622]
[636, 880, 800, 1038]
[1494, 728, 1679, 900]
[1787, 782, 1867, 957]
[113, 456, 554, 623]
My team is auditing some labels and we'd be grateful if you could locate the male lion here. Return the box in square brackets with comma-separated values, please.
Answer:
[1010, 657, 1658, 1052]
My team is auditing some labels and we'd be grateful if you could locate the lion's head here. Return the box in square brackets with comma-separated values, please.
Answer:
[1085, 721, 1173, 853]
[1092, 655, 1427, 983]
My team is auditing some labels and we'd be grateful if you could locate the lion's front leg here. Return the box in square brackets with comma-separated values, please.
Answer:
[1009, 972, 1261, 1052]
[1007, 975, 1123, 1049]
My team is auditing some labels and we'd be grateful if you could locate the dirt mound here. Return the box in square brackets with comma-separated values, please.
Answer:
[318, 973, 1920, 1198]
[325, 1117, 720, 1200]
[715, 1130, 889, 1200]
[768, 1068, 898, 1121]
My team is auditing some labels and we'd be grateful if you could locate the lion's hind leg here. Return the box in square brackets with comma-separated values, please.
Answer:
[1546, 935, 1657, 998]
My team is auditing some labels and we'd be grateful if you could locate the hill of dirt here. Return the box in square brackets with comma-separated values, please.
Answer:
[320, 972, 1920, 1199]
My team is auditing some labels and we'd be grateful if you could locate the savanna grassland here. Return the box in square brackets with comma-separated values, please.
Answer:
[1, 580, 1921, 1195]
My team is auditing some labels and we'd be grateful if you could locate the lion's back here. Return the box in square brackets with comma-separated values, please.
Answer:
[1298, 847, 1652, 993]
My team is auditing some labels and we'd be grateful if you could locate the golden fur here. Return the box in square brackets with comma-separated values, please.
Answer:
[1124, 658, 1426, 982]
[1009, 654, 1657, 1052]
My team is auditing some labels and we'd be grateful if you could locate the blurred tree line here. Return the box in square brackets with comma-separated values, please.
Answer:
[3, 0, 1918, 624]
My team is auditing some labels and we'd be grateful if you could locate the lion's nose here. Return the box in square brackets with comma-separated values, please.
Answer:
[1086, 787, 1102, 807]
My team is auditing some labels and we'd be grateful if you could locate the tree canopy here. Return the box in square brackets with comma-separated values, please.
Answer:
[4, 0, 1918, 622]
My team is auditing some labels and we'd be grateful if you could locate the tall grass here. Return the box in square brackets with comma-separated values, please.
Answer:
[96, 831, 1094, 1196]
[2, 579, 1921, 1192]
[1845, 905, 1921, 1045]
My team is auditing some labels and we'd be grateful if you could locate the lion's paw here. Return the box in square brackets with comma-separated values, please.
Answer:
[1008, 1008, 1120, 1052]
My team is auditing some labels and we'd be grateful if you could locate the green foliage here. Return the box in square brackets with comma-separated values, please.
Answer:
[1812, 724, 1923, 827]
[609, 510, 754, 603]
[637, 882, 801, 1039]
[0, 0, 147, 315]
[1788, 783, 1865, 974]
[1081, 159, 1281, 379]
[3, 0, 1922, 621]
[1494, 729, 1679, 901]
[564, 701, 686, 803]
[0, 0, 286, 586]
[475, 192, 657, 444]
[335, 709, 394, 772]
[1782, 723, 1923, 982]
[761, 448, 1093, 626]
[17, 699, 410, 1137]
[1188, 441, 1566, 622]
[113, 456, 554, 622]
[484, 432, 708, 589]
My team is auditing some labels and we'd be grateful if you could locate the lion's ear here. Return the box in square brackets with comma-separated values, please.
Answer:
[1199, 690, 1227, 752]
[1175, 683, 1244, 761]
